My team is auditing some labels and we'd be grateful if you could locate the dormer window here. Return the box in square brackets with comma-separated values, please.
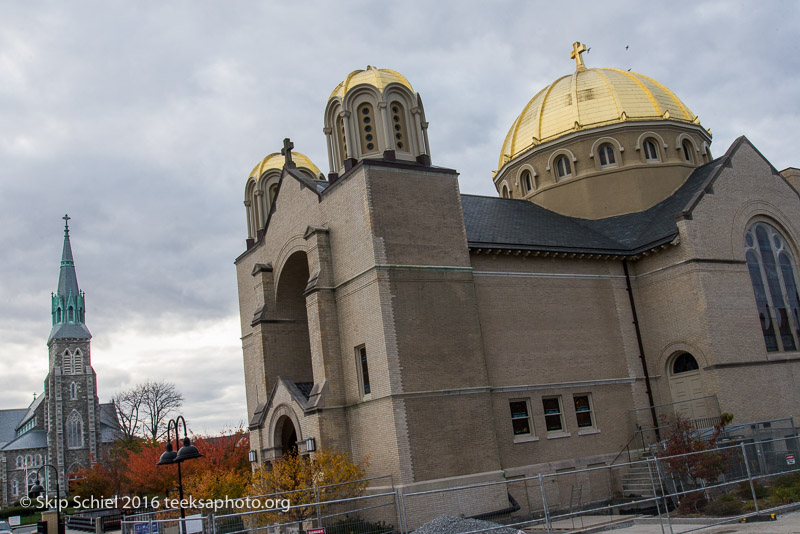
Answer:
[555, 155, 572, 179]
[644, 139, 660, 161]
[598, 143, 616, 167]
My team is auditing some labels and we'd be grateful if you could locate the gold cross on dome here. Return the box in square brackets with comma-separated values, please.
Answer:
[570, 42, 587, 70]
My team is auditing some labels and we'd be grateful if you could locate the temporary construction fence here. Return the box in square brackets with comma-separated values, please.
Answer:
[121, 435, 800, 534]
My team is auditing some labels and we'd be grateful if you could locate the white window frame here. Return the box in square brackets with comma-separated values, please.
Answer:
[574, 393, 599, 434]
[509, 398, 537, 443]
[542, 396, 569, 438]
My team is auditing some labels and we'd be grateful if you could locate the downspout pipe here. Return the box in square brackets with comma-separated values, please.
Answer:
[622, 260, 660, 441]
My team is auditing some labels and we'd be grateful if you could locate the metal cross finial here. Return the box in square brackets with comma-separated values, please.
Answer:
[570, 42, 588, 70]
[281, 138, 296, 168]
[63, 214, 71, 235]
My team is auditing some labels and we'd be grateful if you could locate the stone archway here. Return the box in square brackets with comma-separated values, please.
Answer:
[274, 415, 299, 457]
[668, 352, 711, 421]
[274, 251, 314, 384]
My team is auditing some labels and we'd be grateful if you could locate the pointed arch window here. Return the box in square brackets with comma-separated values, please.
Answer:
[73, 350, 83, 374]
[62, 350, 72, 374]
[501, 184, 510, 199]
[57, 307, 62, 322]
[11, 479, 19, 496]
[16, 456, 23, 468]
[67, 411, 84, 449]
[745, 222, 800, 352]
[68, 306, 74, 322]
[70, 382, 78, 400]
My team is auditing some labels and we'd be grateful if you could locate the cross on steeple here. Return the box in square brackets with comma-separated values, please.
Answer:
[281, 138, 296, 168]
[63, 213, 71, 236]
[570, 41, 588, 70]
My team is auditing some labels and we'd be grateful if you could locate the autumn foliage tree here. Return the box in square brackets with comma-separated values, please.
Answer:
[248, 449, 368, 524]
[662, 412, 734, 513]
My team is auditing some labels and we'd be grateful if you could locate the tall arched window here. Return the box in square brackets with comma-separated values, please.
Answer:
[745, 222, 800, 352]
[501, 184, 510, 199]
[67, 411, 84, 449]
[57, 307, 62, 322]
[70, 382, 78, 400]
[11, 480, 18, 496]
[555, 155, 572, 179]
[73, 350, 83, 374]
[16, 456, 23, 468]
[598, 143, 616, 167]
[390, 101, 409, 151]
[68, 306, 74, 322]
[357, 103, 377, 154]
[62, 350, 72, 374]
[268, 183, 278, 208]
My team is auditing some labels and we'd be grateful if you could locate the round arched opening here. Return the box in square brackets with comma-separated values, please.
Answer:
[274, 415, 299, 457]
[274, 251, 314, 383]
[667, 352, 709, 421]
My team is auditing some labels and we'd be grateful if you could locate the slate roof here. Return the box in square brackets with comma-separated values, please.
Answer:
[16, 394, 44, 430]
[1, 429, 47, 451]
[461, 158, 724, 255]
[0, 409, 27, 448]
[48, 322, 92, 342]
[294, 382, 314, 400]
[99, 402, 121, 443]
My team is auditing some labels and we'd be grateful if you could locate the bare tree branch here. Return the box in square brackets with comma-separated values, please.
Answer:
[141, 380, 184, 441]
[111, 384, 145, 439]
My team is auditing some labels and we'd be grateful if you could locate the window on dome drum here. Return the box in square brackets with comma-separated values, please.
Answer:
[509, 399, 533, 436]
[745, 222, 800, 352]
[598, 143, 616, 167]
[337, 115, 347, 162]
[542, 397, 565, 432]
[502, 185, 510, 198]
[357, 103, 377, 153]
[573, 394, 595, 428]
[673, 352, 699, 374]
[356, 345, 371, 396]
[269, 183, 278, 207]
[555, 155, 572, 179]
[522, 170, 533, 193]
[390, 101, 409, 151]
[67, 411, 84, 449]
[682, 140, 694, 163]
[644, 139, 660, 161]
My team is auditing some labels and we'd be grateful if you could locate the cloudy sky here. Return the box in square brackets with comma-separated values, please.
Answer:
[1, 1, 798, 434]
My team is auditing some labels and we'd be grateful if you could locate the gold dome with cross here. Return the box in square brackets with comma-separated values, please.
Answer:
[498, 41, 701, 170]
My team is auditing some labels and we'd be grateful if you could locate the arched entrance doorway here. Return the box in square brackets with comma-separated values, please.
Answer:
[274, 415, 299, 457]
[668, 352, 710, 421]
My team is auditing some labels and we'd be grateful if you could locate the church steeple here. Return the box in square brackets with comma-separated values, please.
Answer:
[49, 214, 91, 343]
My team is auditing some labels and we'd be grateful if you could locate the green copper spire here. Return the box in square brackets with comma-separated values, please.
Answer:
[49, 214, 91, 343]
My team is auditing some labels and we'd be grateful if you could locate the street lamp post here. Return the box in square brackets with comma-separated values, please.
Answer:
[156, 415, 203, 534]
[28, 464, 62, 534]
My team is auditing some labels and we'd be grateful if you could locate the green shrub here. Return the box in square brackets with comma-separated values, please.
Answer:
[773, 486, 800, 504]
[774, 472, 800, 489]
[704, 494, 744, 516]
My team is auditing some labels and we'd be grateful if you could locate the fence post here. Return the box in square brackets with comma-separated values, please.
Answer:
[646, 459, 665, 534]
[393, 491, 403, 534]
[741, 442, 760, 514]
[210, 512, 216, 534]
[399, 491, 408, 534]
[313, 486, 322, 528]
[652, 454, 674, 534]
[538, 474, 551, 532]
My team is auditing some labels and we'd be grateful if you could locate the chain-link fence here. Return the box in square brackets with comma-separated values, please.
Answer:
[121, 435, 800, 534]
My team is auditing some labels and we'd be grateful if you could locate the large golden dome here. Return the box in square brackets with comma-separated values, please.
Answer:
[499, 47, 700, 169]
[329, 66, 414, 100]
[249, 151, 322, 180]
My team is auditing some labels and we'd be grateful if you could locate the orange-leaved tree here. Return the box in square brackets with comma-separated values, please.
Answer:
[182, 429, 251, 501]
[248, 449, 368, 525]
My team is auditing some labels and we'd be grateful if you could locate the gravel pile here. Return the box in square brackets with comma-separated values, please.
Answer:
[413, 515, 523, 534]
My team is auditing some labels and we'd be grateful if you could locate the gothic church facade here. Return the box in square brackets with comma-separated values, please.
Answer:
[236, 45, 800, 492]
[0, 218, 120, 505]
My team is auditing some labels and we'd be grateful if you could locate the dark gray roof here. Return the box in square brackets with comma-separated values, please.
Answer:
[294, 382, 314, 400]
[48, 322, 91, 342]
[0, 409, 27, 448]
[99, 402, 121, 443]
[16, 394, 44, 431]
[1, 429, 47, 451]
[462, 158, 724, 255]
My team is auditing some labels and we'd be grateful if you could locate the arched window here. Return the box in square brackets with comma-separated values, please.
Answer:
[62, 350, 72, 374]
[502, 184, 510, 199]
[682, 140, 694, 163]
[745, 222, 800, 352]
[11, 480, 18, 496]
[16, 456, 23, 468]
[268, 183, 278, 207]
[337, 115, 347, 163]
[357, 103, 377, 154]
[68, 306, 74, 322]
[390, 101, 409, 151]
[25, 454, 32, 466]
[57, 307, 62, 322]
[644, 139, 660, 161]
[35, 454, 43, 466]
[555, 155, 572, 179]
[73, 350, 83, 374]
[67, 411, 84, 449]
[673, 353, 699, 374]
[521, 170, 533, 193]
[70, 382, 78, 400]
[598, 143, 616, 167]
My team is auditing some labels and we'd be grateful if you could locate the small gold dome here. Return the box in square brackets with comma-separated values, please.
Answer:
[329, 66, 414, 100]
[499, 58, 699, 169]
[249, 152, 322, 180]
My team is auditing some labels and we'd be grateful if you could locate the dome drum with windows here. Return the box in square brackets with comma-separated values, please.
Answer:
[494, 42, 713, 220]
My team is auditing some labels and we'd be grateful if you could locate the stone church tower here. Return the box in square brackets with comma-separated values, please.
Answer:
[45, 215, 102, 494]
